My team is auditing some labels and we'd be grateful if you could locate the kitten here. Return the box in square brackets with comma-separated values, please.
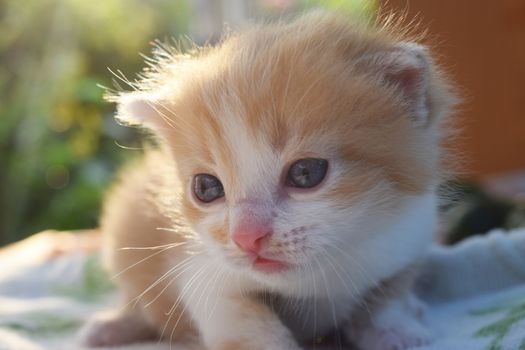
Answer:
[81, 11, 456, 350]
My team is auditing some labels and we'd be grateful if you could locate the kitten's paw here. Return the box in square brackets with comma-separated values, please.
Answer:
[347, 297, 433, 350]
[214, 338, 302, 350]
[352, 324, 432, 350]
[79, 309, 157, 347]
[214, 341, 301, 350]
[404, 293, 427, 321]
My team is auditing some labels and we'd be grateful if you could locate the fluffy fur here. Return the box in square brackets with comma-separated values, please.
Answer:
[81, 11, 456, 350]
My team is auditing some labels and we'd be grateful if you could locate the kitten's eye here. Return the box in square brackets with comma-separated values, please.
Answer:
[193, 174, 225, 203]
[286, 158, 328, 189]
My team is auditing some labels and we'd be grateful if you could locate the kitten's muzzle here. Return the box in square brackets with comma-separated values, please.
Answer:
[232, 224, 271, 254]
[231, 198, 274, 254]
[233, 226, 291, 273]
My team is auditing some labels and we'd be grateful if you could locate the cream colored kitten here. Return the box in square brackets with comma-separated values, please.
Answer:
[81, 11, 456, 350]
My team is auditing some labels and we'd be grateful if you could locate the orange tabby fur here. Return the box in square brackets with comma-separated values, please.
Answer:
[83, 10, 456, 350]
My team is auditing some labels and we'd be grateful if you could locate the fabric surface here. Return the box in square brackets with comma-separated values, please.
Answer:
[0, 229, 524, 350]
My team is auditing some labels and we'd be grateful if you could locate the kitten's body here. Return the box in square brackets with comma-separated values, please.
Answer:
[82, 11, 455, 350]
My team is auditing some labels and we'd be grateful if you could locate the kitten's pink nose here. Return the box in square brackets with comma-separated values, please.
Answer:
[233, 226, 271, 254]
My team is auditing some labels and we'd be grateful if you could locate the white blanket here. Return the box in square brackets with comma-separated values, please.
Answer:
[0, 229, 524, 350]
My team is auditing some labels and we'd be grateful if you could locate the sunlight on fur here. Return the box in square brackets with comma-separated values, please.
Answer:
[80, 10, 457, 350]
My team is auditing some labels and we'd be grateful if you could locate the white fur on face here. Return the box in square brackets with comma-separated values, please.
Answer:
[113, 13, 452, 301]
[185, 99, 437, 299]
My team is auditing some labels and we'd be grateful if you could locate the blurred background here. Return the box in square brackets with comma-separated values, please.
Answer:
[0, 0, 524, 247]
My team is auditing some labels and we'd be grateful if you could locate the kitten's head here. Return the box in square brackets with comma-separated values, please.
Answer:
[114, 12, 456, 290]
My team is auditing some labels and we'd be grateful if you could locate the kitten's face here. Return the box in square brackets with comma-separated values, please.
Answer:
[166, 51, 437, 282]
[117, 16, 453, 288]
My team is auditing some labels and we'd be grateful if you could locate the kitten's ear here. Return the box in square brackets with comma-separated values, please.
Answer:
[115, 91, 170, 130]
[360, 43, 432, 127]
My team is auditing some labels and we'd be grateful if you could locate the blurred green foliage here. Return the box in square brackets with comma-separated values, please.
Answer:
[0, 0, 190, 245]
[303, 0, 375, 16]
[0, 0, 374, 246]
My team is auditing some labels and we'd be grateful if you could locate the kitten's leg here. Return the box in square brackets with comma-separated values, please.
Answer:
[346, 292, 432, 350]
[187, 288, 301, 350]
[79, 307, 158, 347]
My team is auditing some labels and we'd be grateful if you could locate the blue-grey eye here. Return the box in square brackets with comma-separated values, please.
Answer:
[286, 158, 328, 188]
[193, 174, 224, 203]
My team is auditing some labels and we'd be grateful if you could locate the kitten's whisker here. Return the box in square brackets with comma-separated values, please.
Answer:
[319, 247, 356, 298]
[208, 268, 231, 324]
[118, 242, 186, 251]
[204, 265, 224, 322]
[155, 227, 179, 232]
[143, 258, 197, 308]
[163, 262, 206, 321]
[324, 239, 373, 284]
[305, 257, 319, 341]
[170, 264, 212, 345]
[322, 240, 378, 315]
[114, 140, 143, 151]
[313, 255, 339, 346]
[191, 265, 216, 325]
[155, 226, 196, 235]
[289, 253, 310, 325]
[160, 264, 208, 343]
[112, 244, 176, 279]
[317, 248, 362, 350]
[128, 254, 198, 310]
[318, 245, 359, 296]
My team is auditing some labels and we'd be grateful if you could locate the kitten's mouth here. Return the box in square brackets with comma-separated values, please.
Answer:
[252, 255, 289, 273]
